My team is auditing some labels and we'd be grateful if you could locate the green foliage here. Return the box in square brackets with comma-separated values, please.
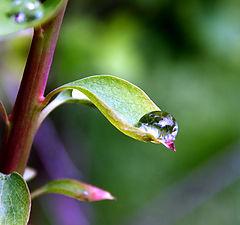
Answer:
[3, 0, 240, 224]
[42, 75, 168, 145]
[0, 0, 66, 36]
[38, 89, 94, 127]
[0, 172, 31, 225]
[31, 179, 115, 202]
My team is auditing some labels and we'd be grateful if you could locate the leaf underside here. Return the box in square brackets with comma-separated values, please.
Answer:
[0, 172, 31, 225]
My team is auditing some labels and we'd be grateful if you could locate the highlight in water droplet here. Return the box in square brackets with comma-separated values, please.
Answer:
[13, 0, 22, 5]
[14, 12, 26, 23]
[136, 111, 178, 150]
[25, 1, 39, 10]
[34, 10, 43, 19]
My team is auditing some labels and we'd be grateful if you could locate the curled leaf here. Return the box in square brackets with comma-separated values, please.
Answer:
[31, 179, 115, 202]
[37, 89, 94, 128]
[41, 75, 178, 150]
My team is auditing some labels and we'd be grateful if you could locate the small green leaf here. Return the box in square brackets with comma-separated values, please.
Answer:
[0, 0, 66, 36]
[31, 179, 115, 202]
[42, 75, 178, 150]
[0, 172, 31, 225]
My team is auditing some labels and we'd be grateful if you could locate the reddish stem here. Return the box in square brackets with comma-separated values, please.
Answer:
[0, 2, 67, 174]
[0, 101, 9, 128]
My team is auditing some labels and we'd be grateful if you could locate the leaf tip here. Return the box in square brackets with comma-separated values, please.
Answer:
[88, 186, 116, 201]
[163, 141, 176, 152]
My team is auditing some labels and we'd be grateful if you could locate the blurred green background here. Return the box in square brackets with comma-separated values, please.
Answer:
[1, 0, 240, 224]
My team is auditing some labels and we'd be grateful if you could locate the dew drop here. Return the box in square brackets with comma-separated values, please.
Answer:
[136, 111, 178, 143]
[7, 0, 44, 23]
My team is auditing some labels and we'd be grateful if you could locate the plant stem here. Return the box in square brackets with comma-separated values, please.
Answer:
[0, 1, 68, 175]
[0, 101, 10, 128]
[30, 189, 43, 200]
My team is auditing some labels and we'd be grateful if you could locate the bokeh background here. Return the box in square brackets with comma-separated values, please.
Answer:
[1, 0, 240, 224]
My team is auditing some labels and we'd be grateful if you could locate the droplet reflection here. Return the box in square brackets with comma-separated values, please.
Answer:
[14, 12, 26, 23]
[7, 0, 44, 23]
[136, 111, 178, 147]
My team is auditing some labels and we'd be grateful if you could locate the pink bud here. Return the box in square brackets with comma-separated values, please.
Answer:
[80, 183, 116, 202]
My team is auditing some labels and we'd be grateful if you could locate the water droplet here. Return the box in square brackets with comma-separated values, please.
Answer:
[7, 0, 44, 23]
[136, 111, 178, 143]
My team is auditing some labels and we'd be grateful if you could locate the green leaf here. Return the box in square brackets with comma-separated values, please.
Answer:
[0, 172, 31, 225]
[42, 75, 168, 145]
[31, 179, 115, 202]
[38, 89, 94, 128]
[0, 0, 66, 36]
